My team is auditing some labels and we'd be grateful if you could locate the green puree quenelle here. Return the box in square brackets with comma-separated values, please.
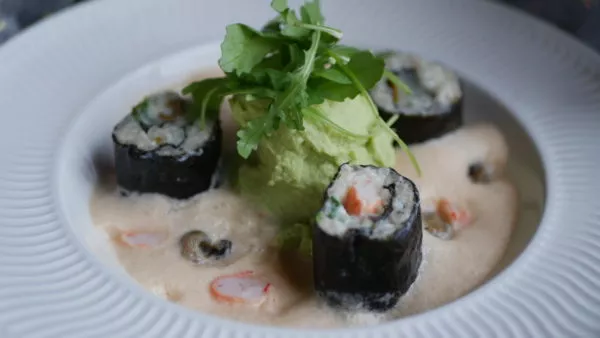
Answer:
[231, 95, 394, 224]
[183, 0, 418, 250]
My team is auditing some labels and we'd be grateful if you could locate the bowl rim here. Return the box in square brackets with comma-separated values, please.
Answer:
[0, 0, 599, 337]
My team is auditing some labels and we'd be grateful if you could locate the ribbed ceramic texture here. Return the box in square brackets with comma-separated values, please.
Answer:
[0, 0, 599, 337]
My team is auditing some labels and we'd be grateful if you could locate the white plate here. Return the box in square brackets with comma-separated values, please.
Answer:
[0, 0, 599, 337]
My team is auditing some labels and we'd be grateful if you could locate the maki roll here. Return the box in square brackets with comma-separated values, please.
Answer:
[371, 51, 463, 144]
[312, 164, 423, 312]
[112, 91, 222, 199]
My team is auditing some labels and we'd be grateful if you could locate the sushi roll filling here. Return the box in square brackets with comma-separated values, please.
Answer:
[132, 91, 185, 127]
[317, 164, 416, 239]
[147, 124, 186, 147]
[371, 52, 462, 116]
[113, 91, 215, 157]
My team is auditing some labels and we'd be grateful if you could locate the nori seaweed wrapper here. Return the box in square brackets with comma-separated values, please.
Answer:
[112, 120, 222, 200]
[372, 56, 464, 145]
[312, 165, 423, 312]
[380, 93, 463, 145]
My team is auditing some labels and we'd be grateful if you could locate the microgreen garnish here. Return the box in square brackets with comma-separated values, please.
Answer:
[386, 115, 400, 127]
[131, 98, 150, 122]
[182, 0, 421, 175]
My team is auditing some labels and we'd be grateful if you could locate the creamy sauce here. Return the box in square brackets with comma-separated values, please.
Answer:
[90, 119, 517, 327]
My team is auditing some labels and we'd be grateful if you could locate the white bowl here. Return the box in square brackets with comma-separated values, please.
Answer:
[0, 0, 599, 337]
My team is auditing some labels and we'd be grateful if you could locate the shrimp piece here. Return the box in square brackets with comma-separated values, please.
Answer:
[210, 271, 271, 305]
[437, 198, 473, 229]
[115, 230, 168, 248]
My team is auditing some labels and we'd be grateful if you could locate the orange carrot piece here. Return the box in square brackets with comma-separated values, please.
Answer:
[343, 186, 363, 216]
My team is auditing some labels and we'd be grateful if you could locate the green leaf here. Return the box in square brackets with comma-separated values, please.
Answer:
[236, 110, 276, 158]
[375, 49, 397, 59]
[256, 50, 285, 70]
[284, 92, 308, 130]
[319, 31, 341, 44]
[241, 69, 290, 93]
[305, 87, 326, 106]
[182, 77, 229, 122]
[281, 10, 310, 39]
[182, 77, 227, 97]
[300, 0, 324, 24]
[239, 66, 288, 90]
[311, 79, 359, 102]
[286, 44, 304, 70]
[255, 30, 321, 134]
[274, 0, 339, 41]
[219, 24, 278, 75]
[264, 69, 290, 91]
[313, 67, 352, 84]
[271, 0, 287, 13]
[329, 45, 361, 58]
[345, 51, 385, 90]
[261, 18, 282, 33]
[313, 54, 331, 70]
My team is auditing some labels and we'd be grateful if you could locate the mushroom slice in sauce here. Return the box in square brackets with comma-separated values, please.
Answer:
[468, 162, 497, 184]
[423, 211, 454, 240]
[437, 199, 473, 229]
[422, 198, 473, 240]
[180, 230, 233, 265]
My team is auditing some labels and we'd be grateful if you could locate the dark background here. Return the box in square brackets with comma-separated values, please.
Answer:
[0, 0, 598, 51]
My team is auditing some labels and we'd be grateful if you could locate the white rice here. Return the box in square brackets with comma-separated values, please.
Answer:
[371, 52, 462, 116]
[114, 116, 214, 156]
[317, 164, 416, 239]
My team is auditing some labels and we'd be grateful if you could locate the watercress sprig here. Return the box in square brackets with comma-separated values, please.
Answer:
[182, 0, 421, 174]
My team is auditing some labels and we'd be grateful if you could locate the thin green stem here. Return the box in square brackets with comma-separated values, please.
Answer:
[306, 107, 369, 140]
[271, 30, 321, 130]
[297, 23, 343, 39]
[300, 31, 321, 82]
[200, 86, 220, 129]
[327, 50, 422, 176]
[383, 69, 412, 94]
[386, 114, 399, 127]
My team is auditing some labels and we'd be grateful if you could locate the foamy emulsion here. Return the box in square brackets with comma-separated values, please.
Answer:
[89, 123, 517, 327]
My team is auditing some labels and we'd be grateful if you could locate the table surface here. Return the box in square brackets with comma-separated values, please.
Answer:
[0, 0, 598, 51]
